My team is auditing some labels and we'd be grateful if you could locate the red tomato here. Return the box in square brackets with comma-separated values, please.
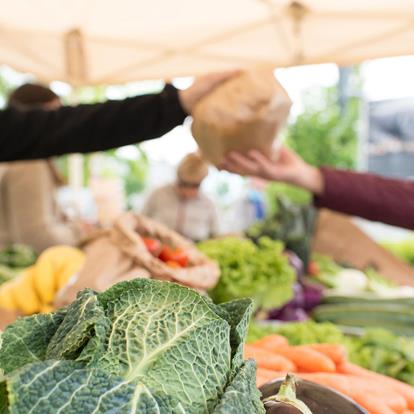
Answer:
[308, 260, 320, 276]
[165, 260, 181, 268]
[159, 245, 174, 262]
[142, 237, 162, 256]
[159, 246, 189, 268]
[170, 249, 189, 268]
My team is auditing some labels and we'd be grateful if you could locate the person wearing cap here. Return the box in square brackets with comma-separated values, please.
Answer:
[142, 153, 219, 241]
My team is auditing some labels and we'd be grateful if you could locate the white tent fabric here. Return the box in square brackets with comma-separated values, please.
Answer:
[0, 0, 414, 85]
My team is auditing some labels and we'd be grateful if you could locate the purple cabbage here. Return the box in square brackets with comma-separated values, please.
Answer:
[285, 250, 304, 280]
[302, 281, 323, 311]
[265, 280, 323, 322]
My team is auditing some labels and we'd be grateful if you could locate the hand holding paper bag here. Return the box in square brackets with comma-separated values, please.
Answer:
[191, 69, 292, 166]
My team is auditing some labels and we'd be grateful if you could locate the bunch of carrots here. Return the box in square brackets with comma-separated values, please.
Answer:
[247, 334, 414, 414]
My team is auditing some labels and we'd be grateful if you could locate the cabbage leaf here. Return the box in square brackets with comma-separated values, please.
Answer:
[0, 279, 264, 414]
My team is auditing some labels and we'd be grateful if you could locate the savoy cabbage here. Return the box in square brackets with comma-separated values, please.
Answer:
[0, 279, 264, 414]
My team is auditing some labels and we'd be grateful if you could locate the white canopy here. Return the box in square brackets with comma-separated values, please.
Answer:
[0, 0, 414, 85]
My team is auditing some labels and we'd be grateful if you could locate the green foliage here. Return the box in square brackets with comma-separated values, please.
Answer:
[199, 237, 296, 311]
[286, 86, 360, 169]
[56, 146, 149, 206]
[110, 147, 149, 200]
[264, 183, 311, 218]
[247, 192, 316, 266]
[0, 279, 263, 414]
[348, 329, 414, 386]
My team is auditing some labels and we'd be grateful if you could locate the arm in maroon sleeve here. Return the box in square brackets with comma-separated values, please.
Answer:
[314, 167, 414, 230]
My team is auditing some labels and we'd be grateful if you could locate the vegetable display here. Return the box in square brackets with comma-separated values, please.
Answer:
[198, 237, 296, 310]
[313, 297, 414, 336]
[249, 321, 414, 387]
[0, 279, 264, 414]
[308, 254, 399, 295]
[250, 333, 414, 414]
[347, 329, 414, 387]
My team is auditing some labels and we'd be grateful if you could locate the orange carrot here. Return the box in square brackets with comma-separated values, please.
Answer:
[352, 391, 398, 414]
[272, 346, 336, 373]
[304, 373, 407, 413]
[244, 344, 297, 371]
[306, 343, 347, 366]
[252, 334, 289, 349]
[340, 362, 414, 410]
[295, 372, 407, 412]
[293, 372, 351, 395]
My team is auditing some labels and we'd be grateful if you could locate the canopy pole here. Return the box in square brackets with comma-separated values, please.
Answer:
[65, 28, 87, 86]
[65, 28, 87, 212]
[67, 86, 84, 215]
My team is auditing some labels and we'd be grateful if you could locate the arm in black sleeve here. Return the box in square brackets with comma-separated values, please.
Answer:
[0, 84, 187, 162]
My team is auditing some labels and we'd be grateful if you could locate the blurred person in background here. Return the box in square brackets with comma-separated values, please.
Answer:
[142, 152, 219, 241]
[0, 84, 91, 253]
[222, 147, 414, 231]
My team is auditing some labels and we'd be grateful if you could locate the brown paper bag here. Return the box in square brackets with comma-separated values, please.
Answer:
[191, 69, 292, 166]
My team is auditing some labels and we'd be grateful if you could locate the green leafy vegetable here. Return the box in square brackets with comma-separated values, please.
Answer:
[0, 244, 37, 269]
[198, 237, 296, 311]
[381, 237, 414, 266]
[0, 279, 264, 414]
[347, 328, 414, 386]
[212, 360, 264, 414]
[0, 244, 37, 286]
[248, 321, 343, 345]
[0, 310, 66, 374]
[247, 191, 316, 266]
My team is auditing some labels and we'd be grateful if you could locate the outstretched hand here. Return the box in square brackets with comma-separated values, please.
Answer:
[220, 147, 324, 195]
